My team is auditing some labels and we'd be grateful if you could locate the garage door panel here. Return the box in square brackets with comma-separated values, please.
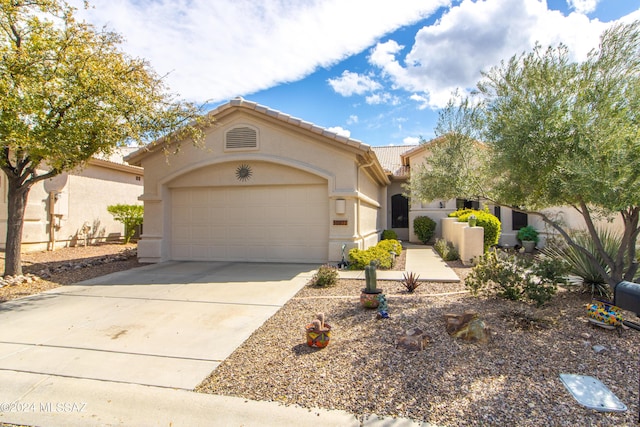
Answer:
[171, 185, 328, 262]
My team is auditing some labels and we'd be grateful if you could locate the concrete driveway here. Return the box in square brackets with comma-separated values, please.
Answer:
[0, 261, 316, 390]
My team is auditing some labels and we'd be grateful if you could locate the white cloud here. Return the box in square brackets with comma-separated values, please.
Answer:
[409, 94, 430, 110]
[327, 126, 351, 137]
[369, 0, 614, 109]
[568, 0, 599, 14]
[365, 92, 400, 105]
[328, 71, 381, 96]
[69, 0, 449, 102]
[403, 136, 421, 145]
[347, 115, 359, 125]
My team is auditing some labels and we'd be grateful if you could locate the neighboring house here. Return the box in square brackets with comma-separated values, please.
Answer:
[0, 148, 144, 252]
[126, 98, 596, 265]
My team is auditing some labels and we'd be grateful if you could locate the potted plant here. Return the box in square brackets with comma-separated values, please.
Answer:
[517, 225, 539, 253]
[360, 260, 382, 308]
[305, 312, 332, 348]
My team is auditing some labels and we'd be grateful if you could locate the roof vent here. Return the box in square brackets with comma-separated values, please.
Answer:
[225, 126, 258, 150]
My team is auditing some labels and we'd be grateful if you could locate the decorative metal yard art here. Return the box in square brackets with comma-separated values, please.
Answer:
[377, 293, 389, 319]
[337, 243, 350, 269]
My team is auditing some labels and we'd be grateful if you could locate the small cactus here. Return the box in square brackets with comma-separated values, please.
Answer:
[364, 260, 378, 293]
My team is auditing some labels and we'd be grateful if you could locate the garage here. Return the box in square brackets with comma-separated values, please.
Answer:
[126, 98, 389, 264]
[170, 184, 329, 263]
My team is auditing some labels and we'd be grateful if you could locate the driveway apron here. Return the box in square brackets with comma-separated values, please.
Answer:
[0, 261, 316, 390]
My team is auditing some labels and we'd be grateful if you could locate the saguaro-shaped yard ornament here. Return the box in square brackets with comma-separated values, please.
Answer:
[361, 261, 382, 308]
[306, 312, 331, 348]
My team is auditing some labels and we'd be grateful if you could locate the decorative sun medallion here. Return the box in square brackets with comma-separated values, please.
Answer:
[235, 164, 253, 182]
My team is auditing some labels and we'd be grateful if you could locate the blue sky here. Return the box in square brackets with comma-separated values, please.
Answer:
[71, 0, 640, 147]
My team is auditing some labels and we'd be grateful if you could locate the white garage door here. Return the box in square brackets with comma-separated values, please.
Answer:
[171, 185, 329, 263]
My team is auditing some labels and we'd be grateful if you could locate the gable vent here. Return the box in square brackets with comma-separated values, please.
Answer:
[226, 126, 258, 150]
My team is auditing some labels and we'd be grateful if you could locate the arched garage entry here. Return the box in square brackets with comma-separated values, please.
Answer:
[167, 161, 330, 263]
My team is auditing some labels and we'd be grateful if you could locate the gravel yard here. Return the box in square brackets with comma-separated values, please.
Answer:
[197, 267, 640, 426]
[0, 243, 140, 303]
[1, 244, 639, 425]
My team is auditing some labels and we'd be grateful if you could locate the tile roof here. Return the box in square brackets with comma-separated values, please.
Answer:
[371, 145, 417, 178]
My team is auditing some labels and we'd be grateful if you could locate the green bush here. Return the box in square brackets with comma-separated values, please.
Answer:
[448, 208, 475, 218]
[465, 250, 564, 307]
[311, 264, 339, 287]
[381, 229, 398, 240]
[348, 239, 402, 270]
[453, 208, 501, 251]
[376, 239, 402, 256]
[107, 204, 143, 244]
[349, 246, 393, 270]
[517, 225, 539, 243]
[434, 238, 459, 261]
[414, 216, 437, 244]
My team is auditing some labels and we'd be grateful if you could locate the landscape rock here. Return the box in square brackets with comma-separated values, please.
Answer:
[444, 311, 489, 343]
[396, 327, 431, 351]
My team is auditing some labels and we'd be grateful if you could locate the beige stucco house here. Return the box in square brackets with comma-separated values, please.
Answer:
[127, 98, 562, 265]
[126, 98, 389, 264]
[0, 149, 144, 252]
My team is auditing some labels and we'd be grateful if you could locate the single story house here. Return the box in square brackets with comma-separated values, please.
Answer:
[0, 149, 144, 252]
[127, 97, 566, 265]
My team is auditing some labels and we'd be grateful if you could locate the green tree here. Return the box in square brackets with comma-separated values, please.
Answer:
[409, 22, 640, 291]
[1, 0, 208, 276]
[407, 94, 487, 203]
[107, 204, 144, 244]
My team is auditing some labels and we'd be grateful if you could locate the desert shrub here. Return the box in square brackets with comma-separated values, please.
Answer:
[376, 239, 402, 256]
[348, 239, 401, 270]
[465, 250, 565, 307]
[414, 216, 436, 244]
[543, 228, 623, 298]
[311, 264, 339, 287]
[434, 238, 460, 261]
[381, 229, 398, 240]
[454, 208, 501, 251]
[107, 204, 143, 244]
[448, 208, 474, 218]
[349, 246, 393, 269]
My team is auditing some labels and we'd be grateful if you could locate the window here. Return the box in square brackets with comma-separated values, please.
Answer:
[494, 206, 501, 221]
[391, 194, 409, 228]
[512, 211, 528, 230]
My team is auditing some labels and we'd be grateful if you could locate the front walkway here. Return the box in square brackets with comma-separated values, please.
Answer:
[338, 244, 460, 282]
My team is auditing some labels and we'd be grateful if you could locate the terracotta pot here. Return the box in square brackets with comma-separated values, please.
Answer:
[306, 323, 332, 348]
[360, 289, 382, 308]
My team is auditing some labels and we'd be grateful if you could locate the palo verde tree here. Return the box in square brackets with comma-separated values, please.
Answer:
[408, 21, 640, 291]
[0, 1, 208, 276]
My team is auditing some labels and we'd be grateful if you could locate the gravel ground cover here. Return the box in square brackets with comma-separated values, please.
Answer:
[1, 244, 638, 425]
[197, 265, 640, 426]
[0, 243, 140, 303]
